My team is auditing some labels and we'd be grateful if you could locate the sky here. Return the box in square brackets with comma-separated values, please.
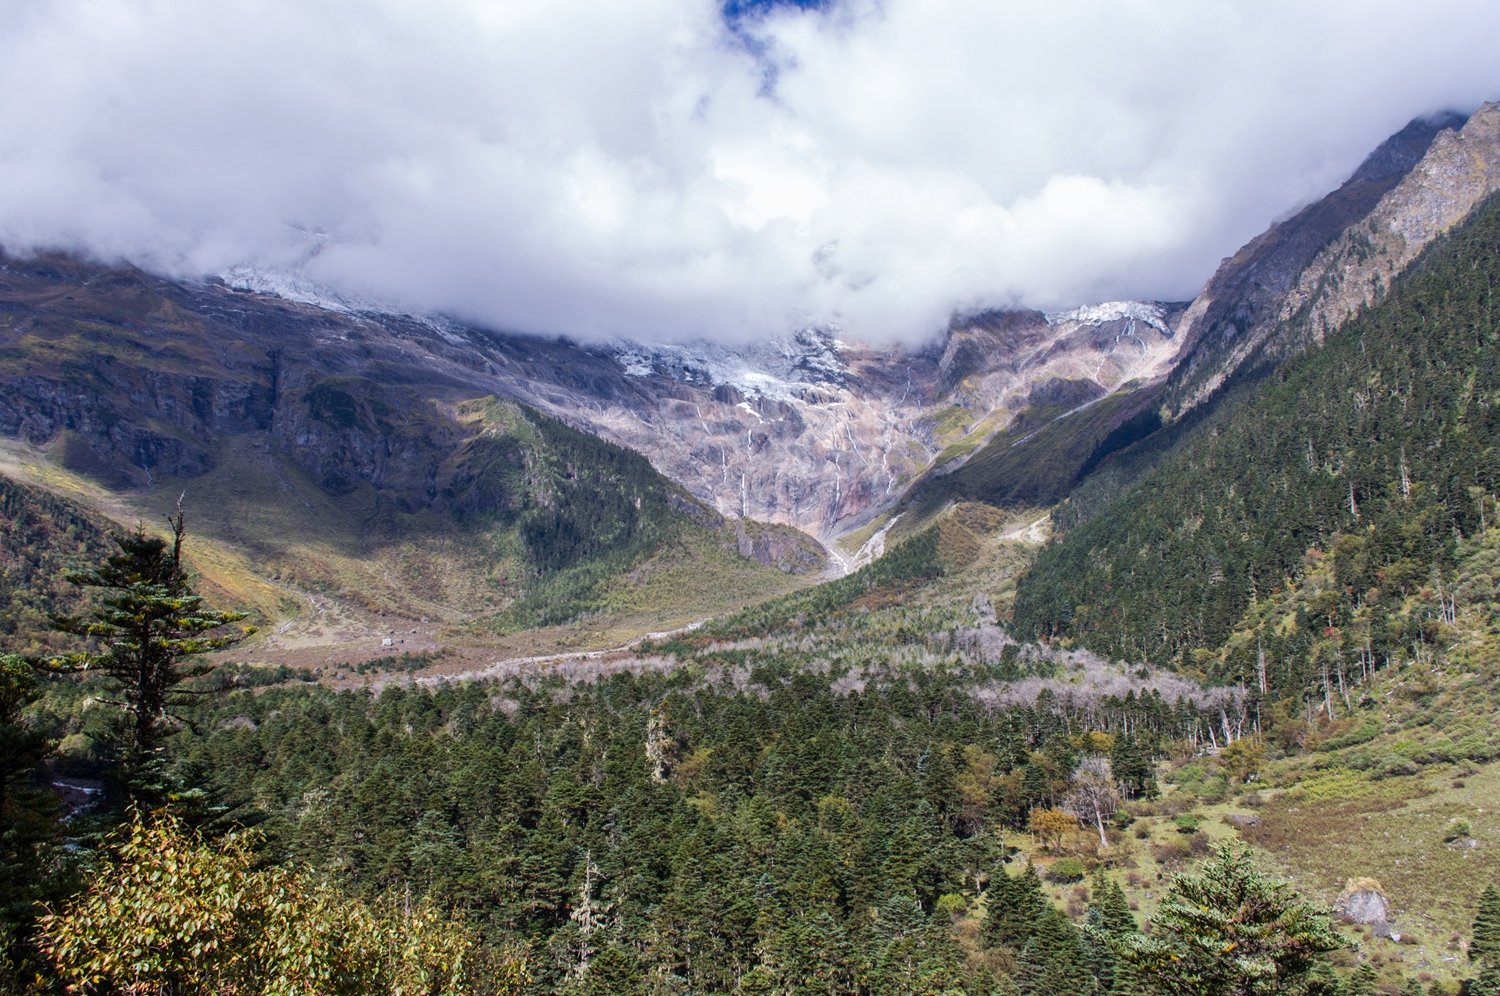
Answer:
[1, 0, 1498, 345]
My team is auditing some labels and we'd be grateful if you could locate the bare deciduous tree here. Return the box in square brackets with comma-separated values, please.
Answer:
[1064, 755, 1121, 850]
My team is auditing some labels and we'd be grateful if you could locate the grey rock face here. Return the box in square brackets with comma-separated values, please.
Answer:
[1338, 878, 1392, 926]
[1162, 110, 1474, 419]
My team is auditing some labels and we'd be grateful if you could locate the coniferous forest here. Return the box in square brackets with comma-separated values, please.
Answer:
[1017, 193, 1500, 694]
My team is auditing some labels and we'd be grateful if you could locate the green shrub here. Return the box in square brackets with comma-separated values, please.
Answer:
[1445, 820, 1473, 843]
[1045, 858, 1086, 883]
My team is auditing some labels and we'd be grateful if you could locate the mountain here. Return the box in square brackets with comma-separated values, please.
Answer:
[2, 106, 1495, 657]
[1014, 181, 1500, 678]
[11, 102, 1500, 996]
[1158, 109, 1474, 419]
[1006, 104, 1500, 674]
[0, 250, 1193, 564]
[0, 257, 826, 655]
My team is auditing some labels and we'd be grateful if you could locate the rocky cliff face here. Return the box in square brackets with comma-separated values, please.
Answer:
[547, 300, 1187, 548]
[1161, 111, 1470, 418]
[1279, 102, 1500, 341]
[0, 253, 1189, 553]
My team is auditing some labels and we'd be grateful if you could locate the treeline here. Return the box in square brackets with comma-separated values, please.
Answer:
[1015, 191, 1500, 695]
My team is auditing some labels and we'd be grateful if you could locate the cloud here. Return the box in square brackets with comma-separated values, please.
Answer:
[1, 0, 1497, 344]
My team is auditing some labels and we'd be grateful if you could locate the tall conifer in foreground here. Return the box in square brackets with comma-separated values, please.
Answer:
[47, 502, 251, 802]
[1120, 841, 1342, 996]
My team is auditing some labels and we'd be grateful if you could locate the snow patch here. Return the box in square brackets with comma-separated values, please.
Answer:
[218, 265, 474, 346]
[1045, 300, 1170, 335]
[607, 327, 849, 403]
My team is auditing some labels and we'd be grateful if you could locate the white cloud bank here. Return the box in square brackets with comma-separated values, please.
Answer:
[1, 0, 1497, 343]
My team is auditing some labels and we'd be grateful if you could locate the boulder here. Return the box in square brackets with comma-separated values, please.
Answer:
[1337, 878, 1390, 925]
[1223, 813, 1262, 828]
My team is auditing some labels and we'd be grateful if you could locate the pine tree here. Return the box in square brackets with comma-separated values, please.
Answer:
[1111, 733, 1155, 799]
[1300, 961, 1342, 996]
[1121, 842, 1343, 996]
[1014, 904, 1093, 996]
[0, 654, 55, 845]
[47, 505, 250, 799]
[1472, 959, 1500, 996]
[1473, 884, 1500, 963]
[1082, 873, 1139, 994]
[1081, 906, 1117, 993]
[984, 863, 1046, 950]
[0, 654, 68, 984]
[1092, 874, 1137, 937]
[1344, 963, 1379, 996]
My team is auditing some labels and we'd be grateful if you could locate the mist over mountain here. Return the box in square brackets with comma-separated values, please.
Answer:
[2, 0, 1498, 344]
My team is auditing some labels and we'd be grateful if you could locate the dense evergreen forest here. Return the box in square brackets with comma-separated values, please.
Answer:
[1016, 193, 1500, 698]
[0, 476, 116, 656]
[14, 623, 1316, 995]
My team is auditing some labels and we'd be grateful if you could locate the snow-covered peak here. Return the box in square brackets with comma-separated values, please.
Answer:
[606, 327, 849, 402]
[1045, 300, 1171, 336]
[218, 264, 373, 314]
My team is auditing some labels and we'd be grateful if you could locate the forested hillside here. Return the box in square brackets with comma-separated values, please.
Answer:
[1015, 192, 1500, 698]
[0, 476, 118, 655]
[10, 503, 1292, 995]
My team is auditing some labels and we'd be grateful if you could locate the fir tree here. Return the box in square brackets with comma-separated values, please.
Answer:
[47, 505, 251, 800]
[1081, 905, 1118, 994]
[1344, 963, 1379, 996]
[0, 654, 68, 984]
[1092, 874, 1137, 937]
[1111, 733, 1155, 799]
[984, 863, 1046, 950]
[1301, 962, 1342, 996]
[1473, 883, 1500, 963]
[1472, 959, 1500, 996]
[1014, 904, 1093, 996]
[1082, 873, 1139, 994]
[1121, 842, 1343, 996]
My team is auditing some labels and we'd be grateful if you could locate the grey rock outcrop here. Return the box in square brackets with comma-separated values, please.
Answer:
[1337, 878, 1392, 926]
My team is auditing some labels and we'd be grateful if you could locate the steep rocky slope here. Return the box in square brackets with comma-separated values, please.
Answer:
[1161, 106, 1498, 419]
[839, 111, 1493, 540]
[0, 249, 1191, 553]
[1280, 102, 1500, 342]
[568, 300, 1187, 552]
